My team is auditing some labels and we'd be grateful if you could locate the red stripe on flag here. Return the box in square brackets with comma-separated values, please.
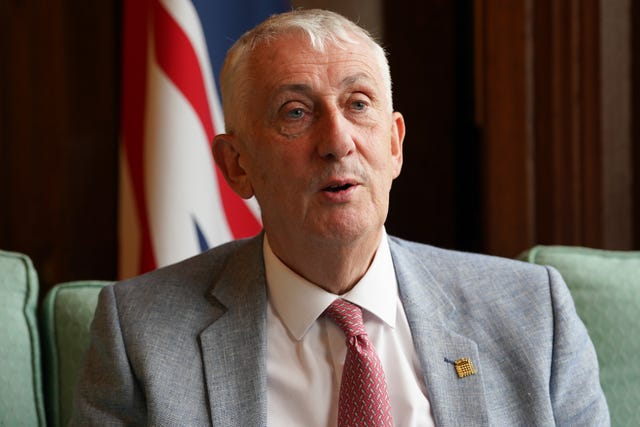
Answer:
[153, 2, 261, 239]
[122, 0, 156, 273]
[153, 1, 214, 139]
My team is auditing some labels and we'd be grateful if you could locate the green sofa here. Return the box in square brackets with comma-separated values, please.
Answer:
[0, 250, 109, 427]
[1, 246, 638, 426]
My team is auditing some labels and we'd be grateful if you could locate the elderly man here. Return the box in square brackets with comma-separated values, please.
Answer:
[72, 9, 609, 426]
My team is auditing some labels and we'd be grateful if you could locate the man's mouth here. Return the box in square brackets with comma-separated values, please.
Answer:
[323, 183, 354, 193]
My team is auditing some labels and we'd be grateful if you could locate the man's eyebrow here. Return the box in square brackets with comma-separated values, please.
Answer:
[273, 74, 375, 96]
[273, 83, 313, 96]
[340, 73, 375, 88]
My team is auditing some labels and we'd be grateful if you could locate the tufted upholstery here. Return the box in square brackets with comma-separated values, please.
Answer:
[42, 281, 108, 427]
[0, 249, 109, 427]
[520, 245, 640, 427]
[0, 250, 46, 426]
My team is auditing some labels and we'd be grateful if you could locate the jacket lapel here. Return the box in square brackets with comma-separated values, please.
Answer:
[199, 236, 268, 427]
[391, 239, 489, 426]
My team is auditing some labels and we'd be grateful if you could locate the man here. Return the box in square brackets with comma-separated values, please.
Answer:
[72, 9, 609, 426]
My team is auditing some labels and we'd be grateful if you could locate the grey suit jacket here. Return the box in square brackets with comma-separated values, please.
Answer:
[71, 235, 609, 426]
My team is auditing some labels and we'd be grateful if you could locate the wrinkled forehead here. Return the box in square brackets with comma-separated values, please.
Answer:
[248, 31, 369, 69]
[248, 28, 371, 63]
[242, 30, 387, 92]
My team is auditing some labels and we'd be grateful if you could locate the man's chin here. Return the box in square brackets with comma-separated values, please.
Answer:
[308, 219, 382, 246]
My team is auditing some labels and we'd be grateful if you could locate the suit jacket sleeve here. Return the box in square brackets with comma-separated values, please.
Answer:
[69, 284, 147, 426]
[547, 266, 610, 426]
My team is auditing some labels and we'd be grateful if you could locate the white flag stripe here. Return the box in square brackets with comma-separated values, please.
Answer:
[145, 42, 232, 267]
[159, 0, 261, 228]
[159, 0, 222, 132]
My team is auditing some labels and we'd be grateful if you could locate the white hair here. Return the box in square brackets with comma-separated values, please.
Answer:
[219, 8, 393, 133]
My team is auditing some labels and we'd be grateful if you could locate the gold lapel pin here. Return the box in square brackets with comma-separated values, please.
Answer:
[454, 358, 476, 378]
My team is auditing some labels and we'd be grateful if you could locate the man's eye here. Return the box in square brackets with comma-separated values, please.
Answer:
[286, 108, 305, 119]
[352, 100, 367, 111]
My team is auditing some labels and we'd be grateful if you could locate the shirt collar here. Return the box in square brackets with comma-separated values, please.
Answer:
[264, 229, 398, 340]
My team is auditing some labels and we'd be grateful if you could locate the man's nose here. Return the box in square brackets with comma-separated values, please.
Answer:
[316, 108, 356, 160]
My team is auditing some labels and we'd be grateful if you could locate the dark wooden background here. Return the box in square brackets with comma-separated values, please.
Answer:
[1, 0, 639, 296]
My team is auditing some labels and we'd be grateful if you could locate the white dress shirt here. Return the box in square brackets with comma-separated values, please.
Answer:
[265, 231, 436, 426]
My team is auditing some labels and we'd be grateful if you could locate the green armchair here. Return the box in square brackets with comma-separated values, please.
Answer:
[519, 245, 640, 427]
[0, 250, 45, 426]
[0, 249, 109, 427]
[41, 280, 108, 426]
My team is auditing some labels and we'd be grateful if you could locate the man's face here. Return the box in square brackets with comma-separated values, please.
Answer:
[218, 33, 404, 252]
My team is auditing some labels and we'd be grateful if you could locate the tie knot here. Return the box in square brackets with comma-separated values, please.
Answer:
[323, 299, 367, 338]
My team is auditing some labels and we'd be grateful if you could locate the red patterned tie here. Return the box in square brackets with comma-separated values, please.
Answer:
[324, 299, 394, 427]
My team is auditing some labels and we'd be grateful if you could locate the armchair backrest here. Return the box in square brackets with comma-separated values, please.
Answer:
[520, 245, 640, 427]
[42, 280, 110, 427]
[0, 250, 46, 426]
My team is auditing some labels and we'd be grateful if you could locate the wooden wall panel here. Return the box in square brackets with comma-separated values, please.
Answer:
[0, 1, 119, 294]
[474, 0, 535, 257]
[600, 0, 633, 249]
[384, 1, 459, 249]
[475, 0, 637, 256]
[531, 1, 604, 247]
[634, 0, 640, 249]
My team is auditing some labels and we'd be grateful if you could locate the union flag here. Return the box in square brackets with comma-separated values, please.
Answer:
[119, 0, 287, 278]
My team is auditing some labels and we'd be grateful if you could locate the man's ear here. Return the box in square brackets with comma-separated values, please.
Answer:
[390, 112, 405, 179]
[212, 134, 255, 199]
